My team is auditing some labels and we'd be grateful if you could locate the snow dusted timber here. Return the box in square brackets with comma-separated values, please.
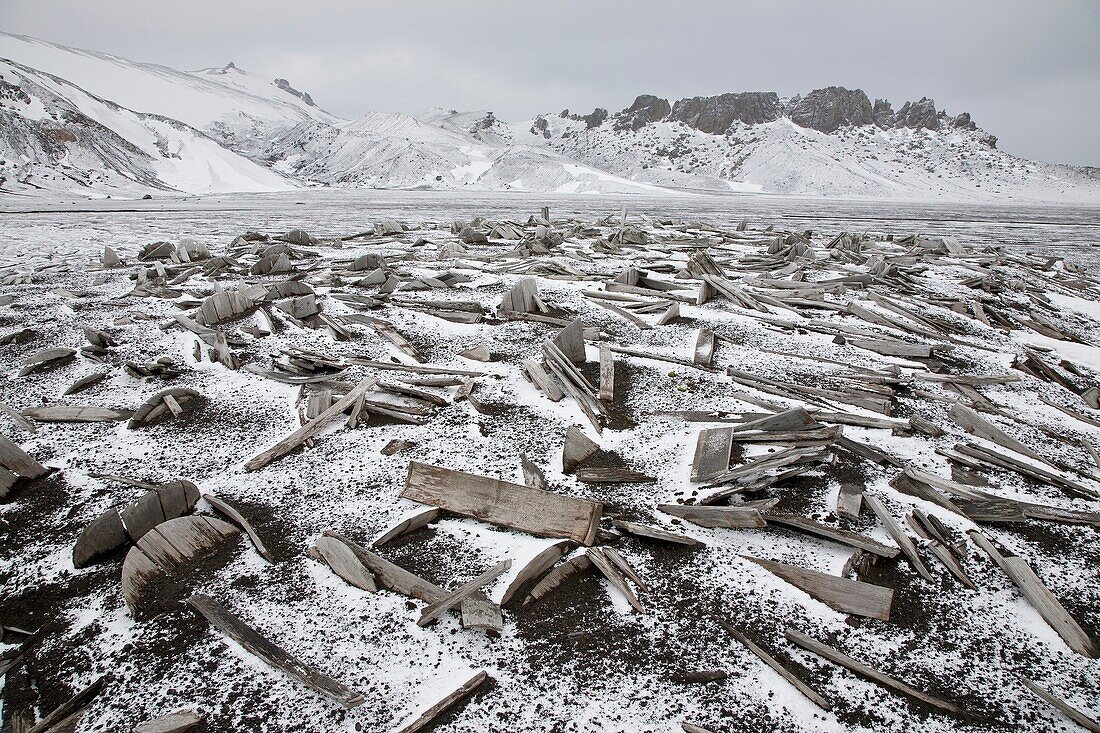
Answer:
[2, 198, 1100, 733]
[2, 31, 1099, 202]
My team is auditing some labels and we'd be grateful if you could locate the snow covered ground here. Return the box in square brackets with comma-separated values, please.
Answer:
[0, 191, 1097, 733]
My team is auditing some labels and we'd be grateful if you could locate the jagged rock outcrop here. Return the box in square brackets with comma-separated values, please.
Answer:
[583, 108, 608, 129]
[788, 86, 873, 133]
[873, 99, 895, 129]
[895, 97, 941, 130]
[668, 92, 781, 133]
[614, 94, 671, 131]
[274, 78, 315, 107]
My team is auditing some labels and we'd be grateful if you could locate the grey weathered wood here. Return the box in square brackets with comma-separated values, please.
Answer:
[523, 554, 593, 605]
[522, 359, 564, 401]
[863, 494, 934, 581]
[132, 708, 205, 733]
[0, 434, 49, 479]
[949, 404, 1050, 465]
[418, 560, 511, 626]
[681, 723, 716, 733]
[395, 670, 489, 733]
[120, 490, 167, 541]
[836, 481, 863, 520]
[128, 387, 201, 429]
[968, 530, 1098, 658]
[784, 628, 965, 715]
[460, 592, 503, 635]
[314, 536, 377, 591]
[765, 514, 900, 558]
[658, 504, 765, 529]
[731, 407, 818, 434]
[501, 540, 576, 606]
[745, 556, 893, 620]
[848, 338, 932, 359]
[720, 622, 832, 711]
[1021, 678, 1100, 732]
[346, 359, 485, 376]
[575, 467, 655, 483]
[325, 530, 444, 602]
[373, 508, 443, 547]
[587, 547, 644, 612]
[955, 442, 1098, 500]
[598, 343, 615, 403]
[519, 454, 547, 491]
[73, 507, 129, 567]
[691, 428, 733, 482]
[204, 493, 275, 562]
[244, 378, 376, 471]
[188, 594, 365, 707]
[563, 426, 599, 472]
[18, 347, 76, 376]
[693, 328, 715, 367]
[611, 519, 704, 548]
[402, 462, 602, 544]
[26, 677, 103, 733]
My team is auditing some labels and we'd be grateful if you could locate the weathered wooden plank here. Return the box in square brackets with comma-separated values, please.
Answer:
[188, 594, 365, 707]
[1021, 678, 1100, 732]
[132, 708, 205, 733]
[784, 629, 965, 715]
[949, 404, 1050, 465]
[522, 359, 564, 401]
[26, 678, 103, 733]
[731, 407, 818, 434]
[745, 556, 893, 620]
[0, 434, 49, 479]
[418, 560, 511, 626]
[460, 592, 503, 635]
[402, 462, 601, 544]
[659, 504, 765, 529]
[968, 530, 1098, 658]
[20, 405, 131, 422]
[598, 343, 615, 403]
[373, 508, 443, 547]
[563, 426, 599, 472]
[693, 328, 715, 367]
[836, 481, 863, 521]
[244, 378, 376, 471]
[575, 467, 656, 483]
[587, 547, 644, 612]
[691, 428, 733, 482]
[519, 454, 548, 491]
[863, 494, 934, 581]
[395, 670, 489, 733]
[765, 514, 900, 558]
[523, 554, 593, 605]
[611, 519, 704, 548]
[314, 536, 377, 591]
[501, 540, 576, 606]
[346, 359, 485, 376]
[204, 493, 275, 562]
[326, 530, 444, 602]
[720, 622, 832, 711]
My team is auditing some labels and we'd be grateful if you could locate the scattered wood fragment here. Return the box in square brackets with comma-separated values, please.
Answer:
[720, 622, 831, 711]
[313, 536, 377, 591]
[402, 462, 602, 544]
[611, 519, 704, 548]
[658, 504, 765, 529]
[128, 388, 202, 428]
[563, 426, 599, 472]
[132, 708, 205, 733]
[1021, 678, 1100, 732]
[203, 493, 274, 562]
[744, 556, 893, 620]
[26, 677, 104, 733]
[417, 560, 511, 626]
[395, 670, 489, 733]
[862, 494, 934, 582]
[587, 547, 644, 612]
[501, 540, 576, 606]
[373, 508, 443, 546]
[523, 554, 593, 605]
[188, 594, 365, 707]
[765, 514, 900, 558]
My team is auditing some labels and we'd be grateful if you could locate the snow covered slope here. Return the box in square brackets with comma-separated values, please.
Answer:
[0, 59, 295, 196]
[514, 91, 1100, 203]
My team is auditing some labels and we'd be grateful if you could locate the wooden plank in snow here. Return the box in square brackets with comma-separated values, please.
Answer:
[745, 556, 893, 620]
[395, 670, 489, 733]
[659, 504, 765, 529]
[402, 462, 601, 545]
[417, 560, 511, 626]
[691, 428, 733, 482]
[720, 621, 831, 711]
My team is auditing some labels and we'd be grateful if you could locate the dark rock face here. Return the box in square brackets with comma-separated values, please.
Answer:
[530, 115, 551, 139]
[789, 87, 873, 133]
[951, 112, 977, 131]
[583, 107, 608, 129]
[668, 92, 780, 133]
[614, 94, 671, 130]
[895, 97, 941, 130]
[273, 78, 315, 107]
[873, 99, 895, 129]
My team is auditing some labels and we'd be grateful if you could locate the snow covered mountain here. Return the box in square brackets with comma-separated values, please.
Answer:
[1, 32, 1097, 202]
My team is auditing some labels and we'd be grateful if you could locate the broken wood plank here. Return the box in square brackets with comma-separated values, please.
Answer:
[26, 677, 104, 733]
[325, 530, 444, 602]
[836, 481, 863, 521]
[501, 540, 576, 606]
[784, 628, 965, 716]
[563, 426, 599, 472]
[587, 547, 644, 612]
[1021, 678, 1100, 733]
[598, 343, 615, 403]
[373, 508, 443, 547]
[417, 560, 511, 626]
[862, 494, 934, 582]
[691, 427, 733, 482]
[203, 493, 274, 562]
[720, 622, 831, 711]
[132, 708, 205, 733]
[188, 594, 365, 707]
[523, 554, 593, 605]
[659, 504, 765, 529]
[744, 556, 893, 620]
[313, 536, 377, 591]
[611, 519, 704, 548]
[244, 378, 376, 471]
[395, 670, 489, 733]
[765, 514, 900, 558]
[402, 462, 601, 545]
[693, 327, 715, 367]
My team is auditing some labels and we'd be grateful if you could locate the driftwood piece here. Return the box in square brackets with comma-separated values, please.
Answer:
[460, 592, 503, 635]
[313, 536, 377, 591]
[417, 560, 511, 626]
[244, 378, 376, 471]
[836, 481, 863, 520]
[587, 547, 644, 612]
[402, 462, 601, 544]
[73, 481, 200, 567]
[519, 454, 548, 491]
[575, 467, 655, 483]
[501, 540, 576, 606]
[26, 677, 104, 733]
[745, 556, 893, 620]
[128, 388, 201, 429]
[203, 493, 275, 562]
[863, 494, 934, 581]
[563, 426, 599, 472]
[694, 328, 715, 367]
[19, 347, 76, 376]
[766, 514, 900, 558]
[522, 359, 564, 401]
[611, 519, 704, 548]
[598, 343, 615, 402]
[1021, 678, 1100, 732]
[395, 670, 489, 733]
[949, 404, 1049, 465]
[691, 428, 733, 482]
[721, 622, 831, 711]
[21, 405, 131, 422]
[785, 629, 965, 716]
[0, 434, 49, 480]
[658, 504, 765, 529]
[326, 530, 444, 602]
[132, 708, 205, 733]
[523, 554, 593, 605]
[968, 530, 1098, 657]
[188, 594, 365, 707]
[373, 508, 443, 546]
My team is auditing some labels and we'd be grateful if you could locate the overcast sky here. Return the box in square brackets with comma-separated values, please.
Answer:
[2, 1, 1098, 165]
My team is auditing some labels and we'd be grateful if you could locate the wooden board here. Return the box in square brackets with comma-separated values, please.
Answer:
[836, 481, 863, 521]
[402, 462, 601, 545]
[611, 519, 704, 548]
[21, 405, 132, 422]
[417, 560, 511, 626]
[766, 514, 900, 558]
[1021, 678, 1100, 732]
[395, 670, 489, 733]
[693, 328, 715, 367]
[373, 508, 442, 547]
[690, 428, 733, 482]
[863, 494, 934, 582]
[204, 493, 275, 562]
[501, 540, 576, 606]
[0, 434, 49, 479]
[563, 426, 599, 472]
[599, 344, 615, 403]
[658, 504, 765, 529]
[720, 622, 831, 711]
[314, 536, 377, 591]
[784, 628, 965, 715]
[133, 708, 205, 733]
[188, 594, 365, 707]
[745, 556, 893, 620]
